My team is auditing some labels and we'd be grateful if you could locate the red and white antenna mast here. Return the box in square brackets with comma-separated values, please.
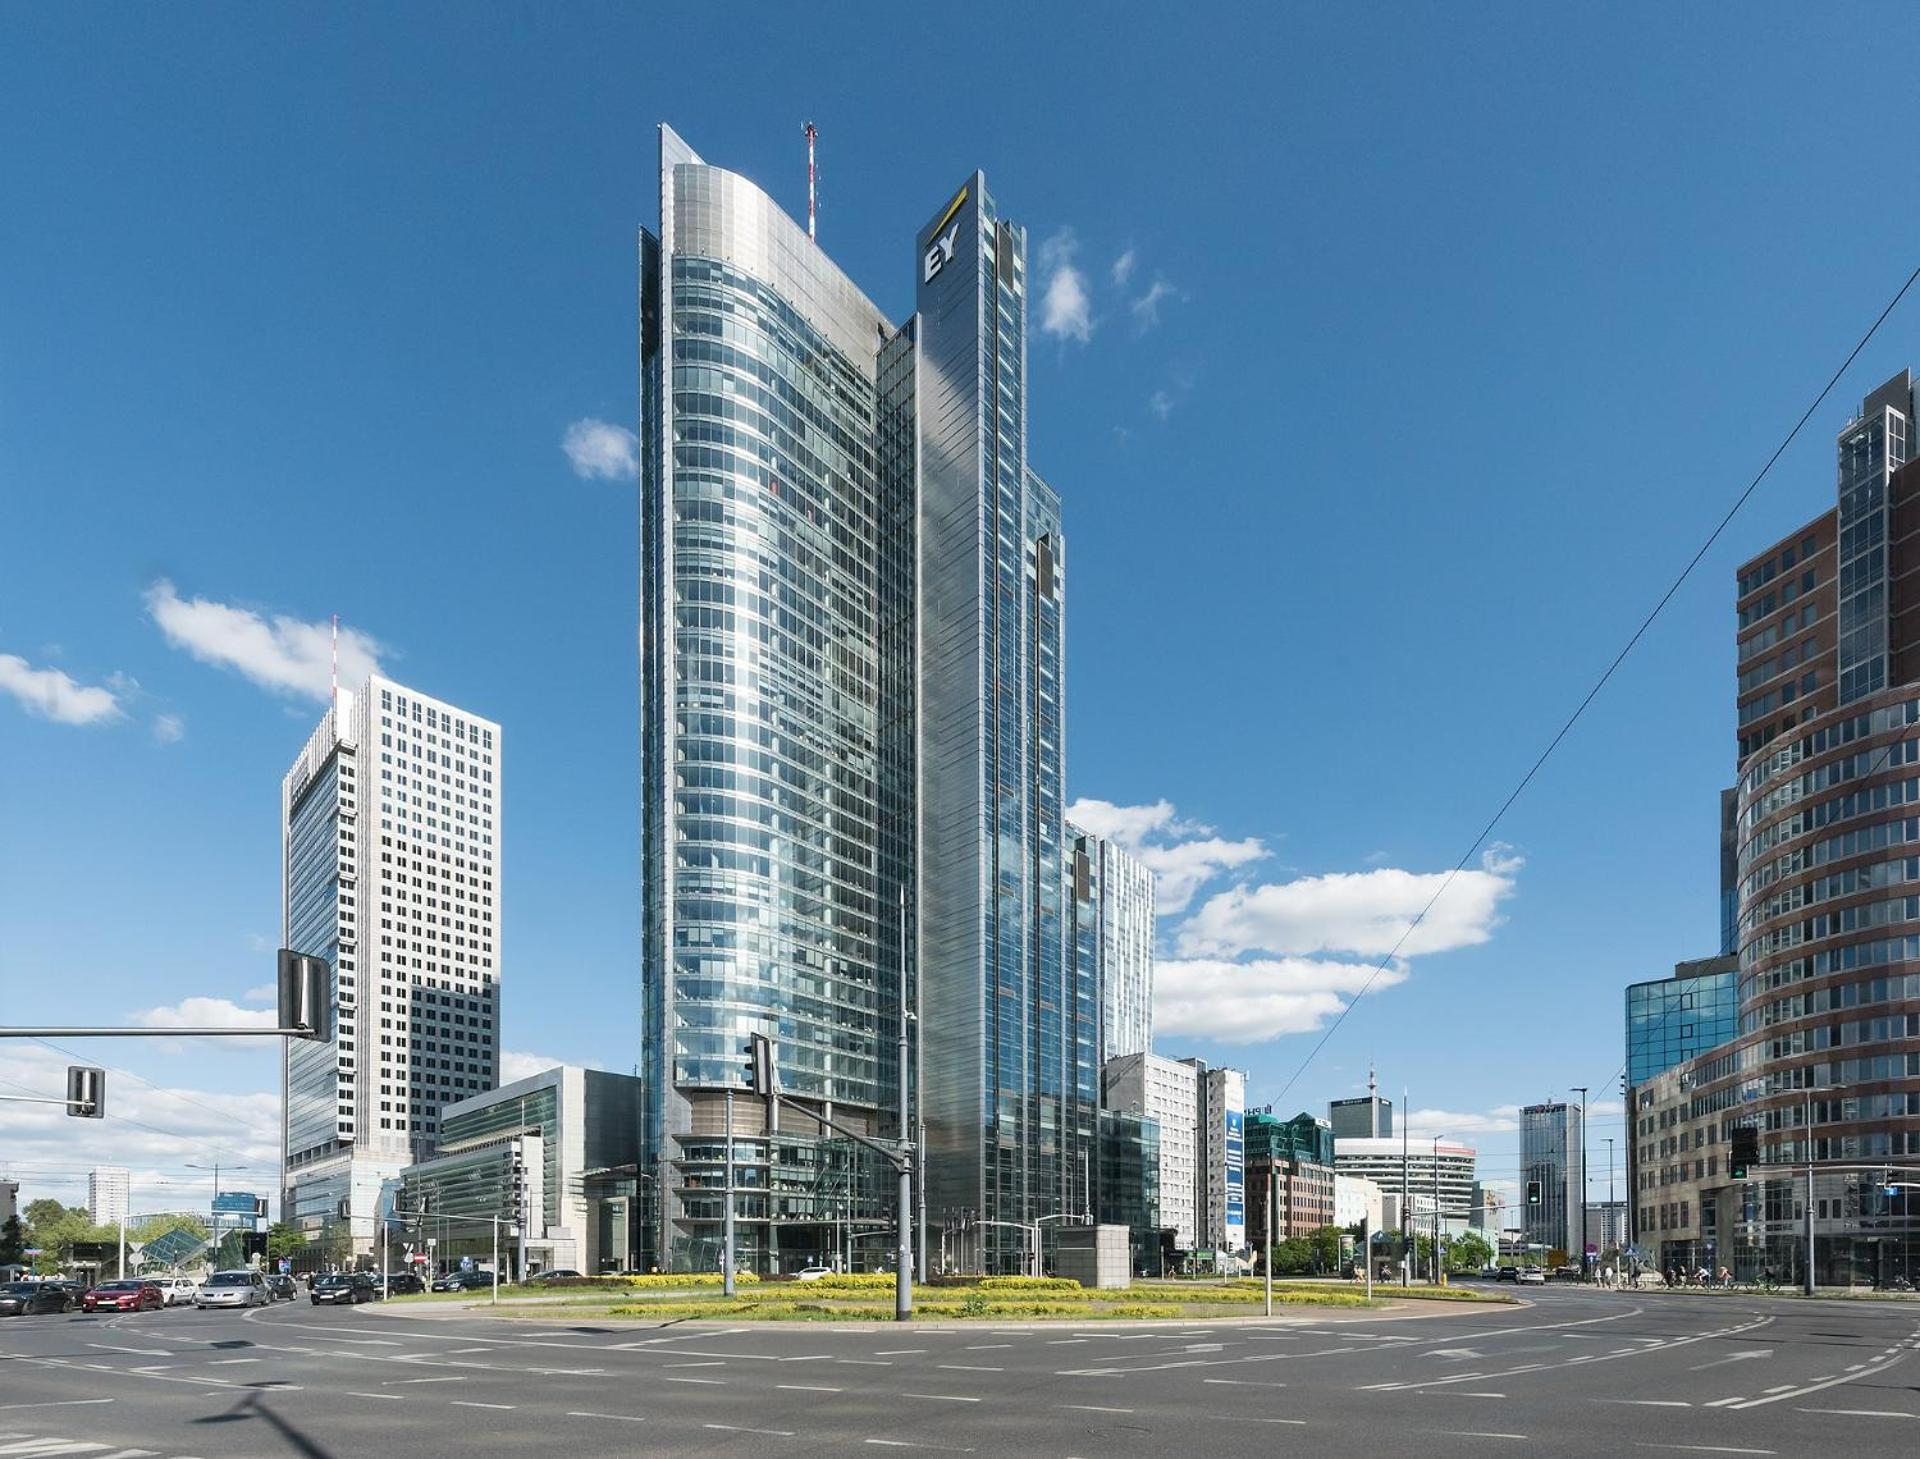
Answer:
[804, 120, 818, 240]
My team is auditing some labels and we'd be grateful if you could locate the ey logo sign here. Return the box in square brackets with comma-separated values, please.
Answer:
[923, 188, 968, 283]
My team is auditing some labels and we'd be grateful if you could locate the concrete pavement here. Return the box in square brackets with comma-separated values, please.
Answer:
[0, 1284, 1916, 1456]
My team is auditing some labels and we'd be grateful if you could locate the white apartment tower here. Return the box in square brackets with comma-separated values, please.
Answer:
[1102, 1052, 1199, 1248]
[1095, 834, 1155, 1063]
[280, 674, 501, 1257]
[88, 1166, 129, 1227]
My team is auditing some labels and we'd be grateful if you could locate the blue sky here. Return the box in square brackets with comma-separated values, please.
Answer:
[3, 2, 1917, 1216]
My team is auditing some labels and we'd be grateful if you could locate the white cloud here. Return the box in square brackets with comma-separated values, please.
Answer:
[1155, 956, 1406, 1044]
[1400, 1105, 1520, 1142]
[1130, 279, 1177, 328]
[240, 984, 276, 1004]
[1149, 389, 1175, 421]
[1175, 846, 1522, 960]
[1111, 248, 1137, 286]
[0, 1043, 280, 1212]
[146, 580, 384, 702]
[0, 652, 123, 725]
[152, 712, 185, 744]
[1038, 229, 1093, 344]
[132, 997, 279, 1033]
[562, 417, 639, 480]
[1066, 797, 1267, 915]
[501, 1051, 565, 1084]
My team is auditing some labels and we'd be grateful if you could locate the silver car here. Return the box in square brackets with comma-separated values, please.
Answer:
[195, 1270, 270, 1309]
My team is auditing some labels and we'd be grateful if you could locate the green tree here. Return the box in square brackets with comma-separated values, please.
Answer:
[1445, 1231, 1494, 1272]
[266, 1222, 305, 1260]
[0, 1215, 25, 1266]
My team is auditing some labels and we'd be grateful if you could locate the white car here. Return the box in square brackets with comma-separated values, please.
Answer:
[1517, 1267, 1547, 1286]
[794, 1266, 835, 1282]
[160, 1276, 200, 1307]
[195, 1270, 270, 1309]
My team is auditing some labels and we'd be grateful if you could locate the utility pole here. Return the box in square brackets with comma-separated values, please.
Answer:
[1400, 1088, 1409, 1287]
[723, 1086, 736, 1297]
[1571, 1087, 1589, 1281]
[1605, 1135, 1616, 1271]
[1804, 1087, 1817, 1296]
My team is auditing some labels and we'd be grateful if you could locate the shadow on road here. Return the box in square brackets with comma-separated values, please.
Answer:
[195, 1391, 336, 1458]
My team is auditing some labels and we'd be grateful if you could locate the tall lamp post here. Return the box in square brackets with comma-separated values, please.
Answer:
[1570, 1088, 1589, 1281]
[186, 1162, 249, 1264]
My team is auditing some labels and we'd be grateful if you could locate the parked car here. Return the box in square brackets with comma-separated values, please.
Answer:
[84, 1280, 165, 1313]
[523, 1269, 582, 1285]
[376, 1271, 426, 1296]
[265, 1274, 298, 1301]
[195, 1270, 270, 1310]
[0, 1281, 74, 1316]
[311, 1272, 377, 1305]
[794, 1266, 835, 1282]
[158, 1276, 200, 1307]
[431, 1269, 495, 1293]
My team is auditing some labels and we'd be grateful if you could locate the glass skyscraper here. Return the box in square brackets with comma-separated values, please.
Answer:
[638, 128, 1085, 1273]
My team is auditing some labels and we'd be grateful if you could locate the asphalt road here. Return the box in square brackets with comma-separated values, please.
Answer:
[1, 1284, 1917, 1457]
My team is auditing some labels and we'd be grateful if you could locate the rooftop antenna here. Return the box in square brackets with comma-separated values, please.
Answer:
[804, 120, 818, 240]
[330, 613, 339, 720]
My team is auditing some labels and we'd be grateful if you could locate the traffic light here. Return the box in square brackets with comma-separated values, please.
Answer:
[1526, 1179, 1542, 1206]
[1729, 1124, 1759, 1180]
[747, 1032, 777, 1097]
[66, 1065, 105, 1118]
[278, 949, 334, 1041]
[243, 1232, 268, 1259]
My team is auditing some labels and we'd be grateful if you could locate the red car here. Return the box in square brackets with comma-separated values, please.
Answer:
[82, 1280, 164, 1313]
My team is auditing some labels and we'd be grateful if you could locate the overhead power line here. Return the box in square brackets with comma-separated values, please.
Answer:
[1271, 260, 1920, 1107]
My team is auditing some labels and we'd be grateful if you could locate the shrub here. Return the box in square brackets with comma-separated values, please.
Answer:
[978, 1276, 1082, 1292]
[544, 1272, 757, 1291]
[609, 1299, 773, 1319]
[1108, 1304, 1179, 1319]
[782, 1272, 898, 1292]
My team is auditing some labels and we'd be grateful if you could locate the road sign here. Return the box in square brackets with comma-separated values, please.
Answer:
[278, 1258, 291, 1274]
[460, 1256, 474, 1271]
[212, 1191, 260, 1215]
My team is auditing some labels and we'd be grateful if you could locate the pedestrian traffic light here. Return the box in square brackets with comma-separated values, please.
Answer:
[278, 949, 333, 1041]
[1729, 1124, 1759, 1180]
[66, 1064, 105, 1118]
[1526, 1179, 1542, 1206]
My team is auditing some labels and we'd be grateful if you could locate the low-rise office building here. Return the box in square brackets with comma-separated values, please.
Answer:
[393, 1065, 641, 1276]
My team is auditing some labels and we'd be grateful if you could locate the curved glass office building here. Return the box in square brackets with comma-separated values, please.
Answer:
[638, 127, 1090, 1273]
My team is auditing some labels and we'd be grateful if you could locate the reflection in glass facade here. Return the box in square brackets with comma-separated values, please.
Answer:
[1624, 959, 1738, 1085]
[284, 743, 343, 1170]
[639, 130, 1085, 1273]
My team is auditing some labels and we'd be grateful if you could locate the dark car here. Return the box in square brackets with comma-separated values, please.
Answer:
[431, 1269, 495, 1293]
[0, 1281, 74, 1316]
[83, 1280, 164, 1313]
[266, 1274, 298, 1301]
[377, 1271, 426, 1296]
[310, 1272, 377, 1306]
[1495, 1265, 1520, 1282]
[523, 1269, 583, 1285]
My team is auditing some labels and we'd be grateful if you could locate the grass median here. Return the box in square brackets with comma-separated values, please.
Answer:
[386, 1272, 1514, 1322]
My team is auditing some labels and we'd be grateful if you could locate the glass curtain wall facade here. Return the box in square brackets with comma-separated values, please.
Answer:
[638, 130, 1081, 1275]
[639, 127, 911, 1273]
[1520, 1102, 1584, 1255]
[914, 174, 1078, 1273]
[1625, 957, 1739, 1085]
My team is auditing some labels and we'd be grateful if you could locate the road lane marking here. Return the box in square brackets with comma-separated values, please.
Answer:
[837, 1359, 892, 1366]
[451, 1401, 516, 1410]
[777, 1384, 843, 1393]
[875, 1350, 926, 1356]
[937, 1364, 1002, 1372]
[1217, 1416, 1307, 1425]
[0, 1402, 116, 1412]
[864, 1442, 976, 1452]
[1060, 1405, 1135, 1413]
[665, 1361, 725, 1368]
[1436, 1434, 1527, 1441]
[1617, 1401, 1691, 1407]
[1796, 1408, 1913, 1418]
[1635, 1448, 1776, 1456]
[345, 1392, 401, 1400]
[964, 1344, 1012, 1350]
[663, 1376, 727, 1385]
[707, 1424, 794, 1436]
[901, 1393, 981, 1402]
[86, 1345, 171, 1357]
[568, 1412, 645, 1422]
[382, 1376, 466, 1384]
[1204, 1378, 1286, 1387]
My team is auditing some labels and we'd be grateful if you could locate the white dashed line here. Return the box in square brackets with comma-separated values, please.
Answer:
[451, 1401, 516, 1410]
[777, 1384, 843, 1393]
[706, 1424, 794, 1436]
[568, 1411, 647, 1422]
[901, 1393, 981, 1403]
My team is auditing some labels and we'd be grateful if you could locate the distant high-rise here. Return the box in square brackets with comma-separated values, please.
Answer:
[1520, 1102, 1584, 1255]
[281, 675, 501, 1258]
[638, 127, 1086, 1273]
[1066, 823, 1154, 1063]
[1102, 1052, 1199, 1247]
[1186, 1061, 1246, 1253]
[1329, 1095, 1393, 1140]
[88, 1167, 129, 1227]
